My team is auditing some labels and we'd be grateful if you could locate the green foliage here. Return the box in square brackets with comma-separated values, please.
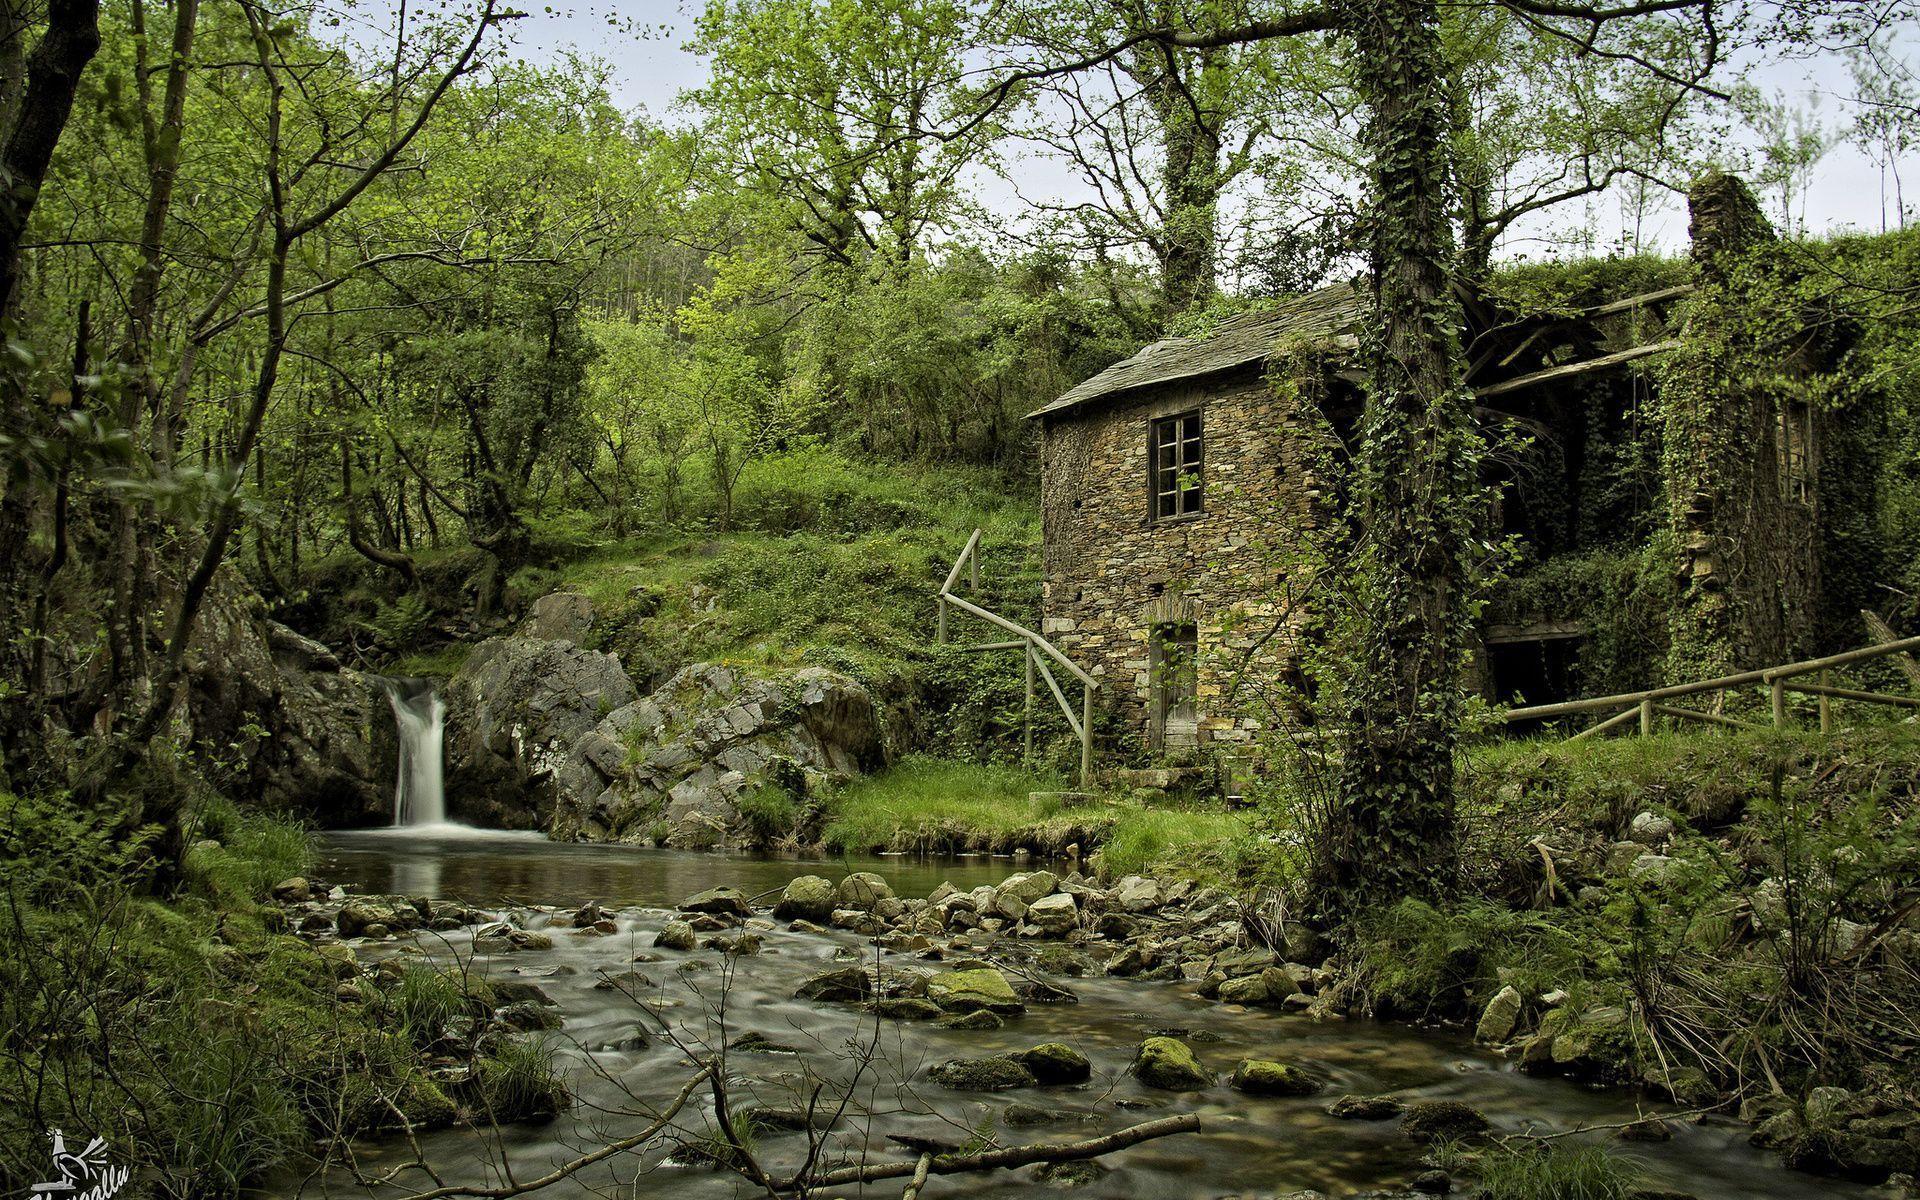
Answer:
[181, 794, 311, 907]
[1493, 544, 1672, 698]
[1351, 898, 1581, 1016]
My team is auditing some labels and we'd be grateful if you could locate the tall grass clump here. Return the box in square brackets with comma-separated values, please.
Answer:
[1474, 1142, 1640, 1200]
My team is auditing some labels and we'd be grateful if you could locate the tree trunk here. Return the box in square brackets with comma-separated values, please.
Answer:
[1145, 45, 1221, 320]
[0, 0, 101, 315]
[1321, 0, 1478, 914]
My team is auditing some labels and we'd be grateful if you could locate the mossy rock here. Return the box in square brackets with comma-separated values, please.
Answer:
[774, 875, 836, 922]
[1131, 1037, 1211, 1091]
[872, 997, 943, 1020]
[929, 1055, 1037, 1091]
[1230, 1058, 1318, 1097]
[1014, 1042, 1092, 1085]
[925, 967, 1025, 1015]
[1401, 1100, 1490, 1142]
[935, 1009, 1003, 1031]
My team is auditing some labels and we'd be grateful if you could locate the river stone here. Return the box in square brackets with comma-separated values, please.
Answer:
[873, 997, 943, 1020]
[678, 886, 752, 917]
[929, 1056, 1037, 1091]
[273, 876, 312, 903]
[774, 875, 835, 922]
[1014, 1043, 1092, 1084]
[1026, 893, 1079, 935]
[493, 980, 555, 1007]
[339, 897, 421, 938]
[795, 966, 872, 1003]
[833, 871, 894, 910]
[1131, 1037, 1211, 1090]
[1217, 974, 1270, 1006]
[998, 870, 1060, 908]
[1329, 1094, 1404, 1120]
[926, 967, 1025, 1015]
[1476, 984, 1524, 1043]
[1230, 1059, 1318, 1097]
[1112, 875, 1161, 912]
[496, 1001, 563, 1032]
[654, 921, 697, 951]
[935, 1009, 1004, 1031]
[1031, 1160, 1107, 1187]
[1401, 1100, 1490, 1142]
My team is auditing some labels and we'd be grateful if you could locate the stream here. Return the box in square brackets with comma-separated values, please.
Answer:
[290, 827, 1878, 1200]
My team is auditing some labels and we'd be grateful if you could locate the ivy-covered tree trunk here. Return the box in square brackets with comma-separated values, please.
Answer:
[1150, 48, 1222, 320]
[1659, 172, 1814, 680]
[1320, 0, 1480, 913]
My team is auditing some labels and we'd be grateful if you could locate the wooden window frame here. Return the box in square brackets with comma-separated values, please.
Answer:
[1148, 409, 1204, 522]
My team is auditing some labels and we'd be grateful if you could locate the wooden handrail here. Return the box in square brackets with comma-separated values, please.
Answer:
[941, 528, 982, 596]
[1502, 634, 1920, 722]
[941, 591, 1097, 688]
[1505, 632, 1920, 742]
[935, 528, 1097, 784]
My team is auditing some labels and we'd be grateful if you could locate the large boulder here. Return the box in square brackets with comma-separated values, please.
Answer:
[774, 875, 836, 922]
[444, 625, 639, 828]
[548, 661, 885, 847]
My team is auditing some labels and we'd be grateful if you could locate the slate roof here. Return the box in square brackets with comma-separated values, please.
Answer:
[1027, 282, 1367, 420]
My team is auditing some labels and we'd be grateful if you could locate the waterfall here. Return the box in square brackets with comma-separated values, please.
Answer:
[382, 679, 447, 827]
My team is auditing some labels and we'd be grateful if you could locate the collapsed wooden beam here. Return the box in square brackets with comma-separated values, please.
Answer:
[1473, 338, 1685, 400]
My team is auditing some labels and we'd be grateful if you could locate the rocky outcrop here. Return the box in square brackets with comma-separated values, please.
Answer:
[187, 571, 390, 825]
[443, 622, 640, 828]
[548, 661, 885, 847]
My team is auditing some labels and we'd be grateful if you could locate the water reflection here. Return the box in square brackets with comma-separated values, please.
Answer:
[317, 828, 1024, 906]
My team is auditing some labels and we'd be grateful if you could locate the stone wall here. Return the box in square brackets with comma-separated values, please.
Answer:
[1038, 363, 1328, 754]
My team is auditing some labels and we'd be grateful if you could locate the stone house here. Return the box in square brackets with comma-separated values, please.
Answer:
[1029, 176, 1863, 757]
[1030, 286, 1367, 753]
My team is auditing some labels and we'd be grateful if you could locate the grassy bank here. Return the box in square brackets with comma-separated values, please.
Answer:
[820, 755, 1248, 877]
[0, 785, 563, 1197]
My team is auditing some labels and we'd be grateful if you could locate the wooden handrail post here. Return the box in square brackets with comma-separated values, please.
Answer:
[1639, 698, 1653, 736]
[1024, 642, 1035, 765]
[1772, 677, 1787, 728]
[1818, 668, 1831, 734]
[1080, 682, 1093, 787]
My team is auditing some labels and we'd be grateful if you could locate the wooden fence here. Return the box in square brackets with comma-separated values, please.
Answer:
[937, 529, 1096, 785]
[1502, 634, 1920, 740]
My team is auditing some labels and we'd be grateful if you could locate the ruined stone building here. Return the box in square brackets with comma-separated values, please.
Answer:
[1031, 174, 1871, 757]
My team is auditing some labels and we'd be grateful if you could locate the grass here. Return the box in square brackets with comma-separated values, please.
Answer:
[512, 449, 1041, 686]
[820, 755, 1245, 876]
[1472, 1142, 1641, 1200]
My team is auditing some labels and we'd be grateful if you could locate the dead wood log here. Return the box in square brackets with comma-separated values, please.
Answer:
[787, 1112, 1201, 1194]
[1862, 610, 1920, 689]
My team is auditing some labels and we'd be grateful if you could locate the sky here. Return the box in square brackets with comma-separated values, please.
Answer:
[483, 1, 1918, 262]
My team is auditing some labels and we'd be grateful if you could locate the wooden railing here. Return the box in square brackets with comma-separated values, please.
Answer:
[1502, 634, 1920, 740]
[937, 529, 1096, 785]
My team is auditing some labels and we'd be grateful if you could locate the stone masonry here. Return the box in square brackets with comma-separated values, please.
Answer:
[1038, 364, 1330, 753]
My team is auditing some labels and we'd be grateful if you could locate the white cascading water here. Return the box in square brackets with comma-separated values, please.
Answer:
[382, 680, 447, 827]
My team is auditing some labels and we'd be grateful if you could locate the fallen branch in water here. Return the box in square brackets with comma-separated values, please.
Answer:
[393, 1065, 713, 1200]
[782, 1112, 1201, 1193]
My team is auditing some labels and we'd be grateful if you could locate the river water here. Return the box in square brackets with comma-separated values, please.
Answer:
[297, 828, 1873, 1200]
